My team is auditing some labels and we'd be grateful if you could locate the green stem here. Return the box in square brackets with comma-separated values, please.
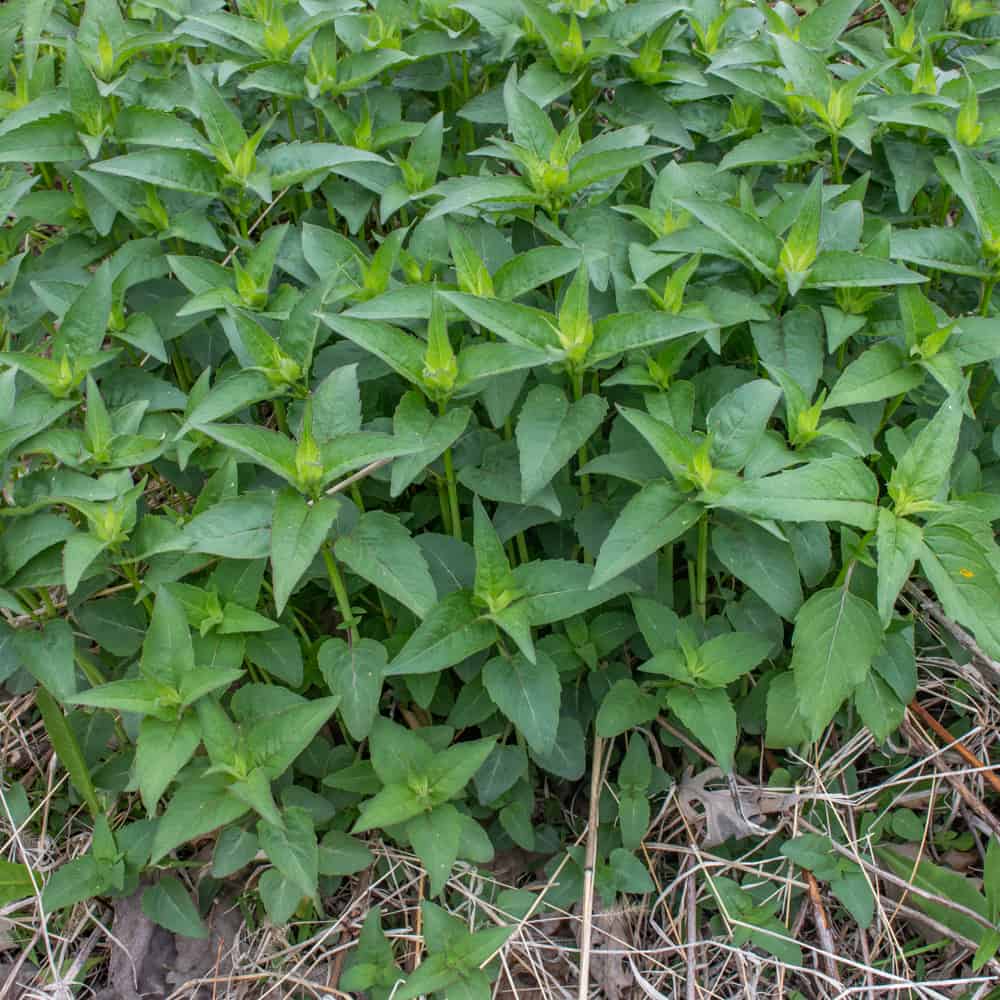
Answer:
[273, 398, 290, 436]
[981, 277, 996, 316]
[516, 531, 530, 566]
[351, 483, 366, 513]
[571, 371, 591, 503]
[436, 477, 452, 535]
[36, 588, 57, 619]
[696, 514, 709, 622]
[830, 131, 843, 185]
[663, 542, 674, 609]
[443, 446, 462, 542]
[322, 544, 358, 642]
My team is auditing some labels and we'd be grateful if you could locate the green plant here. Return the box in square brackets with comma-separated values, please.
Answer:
[2, 0, 1000, 991]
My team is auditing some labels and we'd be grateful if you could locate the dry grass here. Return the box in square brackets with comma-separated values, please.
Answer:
[2, 596, 999, 1000]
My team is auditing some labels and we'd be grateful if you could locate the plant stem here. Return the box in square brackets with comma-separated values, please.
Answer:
[442, 446, 462, 541]
[830, 132, 842, 185]
[436, 477, 452, 535]
[981, 277, 996, 316]
[322, 544, 358, 642]
[516, 531, 530, 565]
[273, 398, 290, 435]
[695, 514, 709, 622]
[571, 370, 591, 503]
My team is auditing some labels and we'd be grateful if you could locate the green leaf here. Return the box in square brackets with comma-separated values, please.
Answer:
[385, 591, 495, 677]
[91, 149, 219, 196]
[407, 803, 462, 897]
[516, 385, 607, 502]
[482, 650, 561, 755]
[707, 380, 782, 472]
[150, 773, 250, 864]
[142, 587, 195, 687]
[335, 511, 437, 618]
[595, 679, 660, 738]
[698, 632, 773, 685]
[142, 877, 208, 939]
[665, 685, 738, 773]
[920, 522, 1000, 660]
[877, 845, 990, 944]
[824, 343, 924, 409]
[197, 423, 297, 485]
[0, 114, 86, 162]
[246, 697, 341, 778]
[259, 807, 318, 899]
[270, 490, 339, 615]
[591, 481, 700, 589]
[675, 198, 781, 276]
[854, 672, 905, 743]
[888, 394, 963, 514]
[0, 859, 35, 905]
[791, 588, 883, 741]
[318, 637, 386, 741]
[34, 687, 101, 818]
[713, 519, 803, 621]
[442, 292, 561, 354]
[57, 262, 112, 357]
[715, 456, 878, 529]
[136, 714, 201, 814]
[875, 509, 922, 627]
[805, 253, 924, 288]
[13, 620, 76, 701]
[590, 312, 713, 364]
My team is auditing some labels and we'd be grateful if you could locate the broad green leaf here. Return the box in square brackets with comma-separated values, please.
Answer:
[516, 385, 607, 502]
[142, 877, 208, 939]
[442, 292, 562, 354]
[591, 480, 700, 589]
[877, 846, 990, 944]
[792, 588, 883, 741]
[675, 198, 781, 276]
[319, 314, 425, 385]
[0, 859, 34, 905]
[920, 523, 1000, 660]
[707, 379, 782, 471]
[407, 804, 462, 897]
[259, 808, 318, 899]
[714, 456, 878, 529]
[57, 262, 112, 357]
[888, 395, 963, 515]
[13, 620, 76, 701]
[513, 559, 636, 625]
[35, 687, 101, 818]
[590, 312, 713, 364]
[824, 343, 924, 409]
[805, 253, 924, 288]
[665, 685, 738, 773]
[482, 650, 561, 755]
[142, 587, 195, 686]
[875, 509, 922, 627]
[197, 423, 297, 484]
[472, 496, 513, 603]
[246, 697, 341, 778]
[91, 149, 219, 196]
[318, 637, 386, 741]
[0, 114, 86, 162]
[150, 773, 250, 864]
[713, 519, 803, 621]
[335, 511, 437, 618]
[270, 490, 339, 615]
[136, 714, 202, 814]
[385, 591, 495, 677]
[595, 679, 659, 737]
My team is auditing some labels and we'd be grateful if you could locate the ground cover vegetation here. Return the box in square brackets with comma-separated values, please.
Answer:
[1, 0, 1000, 995]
